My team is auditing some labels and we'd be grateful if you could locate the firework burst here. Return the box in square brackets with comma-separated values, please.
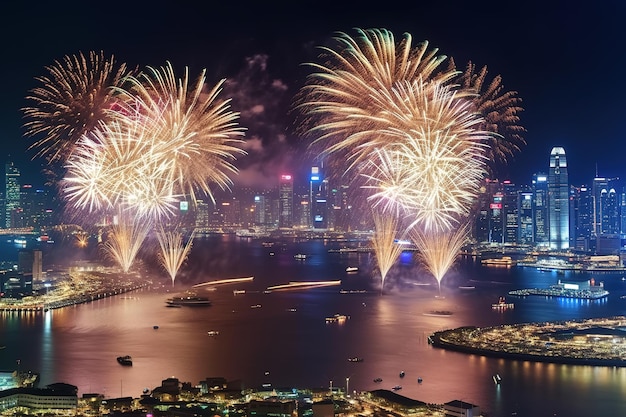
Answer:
[157, 227, 195, 287]
[22, 51, 130, 165]
[115, 61, 247, 204]
[455, 60, 525, 172]
[297, 28, 458, 177]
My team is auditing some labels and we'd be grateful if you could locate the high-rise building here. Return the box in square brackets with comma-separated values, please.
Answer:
[5, 162, 20, 229]
[194, 199, 210, 228]
[278, 174, 293, 228]
[592, 176, 620, 236]
[532, 173, 549, 246]
[548, 147, 570, 249]
[309, 167, 328, 229]
[570, 185, 593, 251]
[502, 181, 518, 244]
[518, 189, 533, 244]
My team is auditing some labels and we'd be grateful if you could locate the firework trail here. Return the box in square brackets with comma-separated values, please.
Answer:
[409, 225, 469, 293]
[157, 227, 195, 287]
[22, 51, 130, 166]
[370, 209, 405, 294]
[101, 211, 152, 273]
[115, 61, 247, 204]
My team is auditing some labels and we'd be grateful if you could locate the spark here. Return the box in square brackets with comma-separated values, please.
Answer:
[370, 209, 406, 294]
[22, 51, 130, 166]
[115, 61, 247, 204]
[409, 225, 469, 293]
[157, 227, 195, 287]
[101, 212, 151, 273]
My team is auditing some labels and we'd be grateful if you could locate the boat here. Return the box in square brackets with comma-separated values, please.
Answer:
[373, 378, 382, 383]
[166, 296, 211, 306]
[492, 296, 515, 310]
[399, 371, 405, 378]
[481, 256, 517, 267]
[346, 267, 359, 272]
[392, 385, 402, 391]
[493, 374, 502, 384]
[294, 254, 307, 260]
[423, 310, 453, 317]
[166, 295, 212, 307]
[417, 377, 423, 383]
[153, 325, 159, 329]
[347, 357, 364, 362]
[207, 330, 220, 336]
[117, 355, 132, 366]
[325, 314, 349, 323]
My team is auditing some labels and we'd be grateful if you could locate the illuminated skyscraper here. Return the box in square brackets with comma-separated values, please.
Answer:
[5, 162, 20, 229]
[592, 176, 620, 236]
[548, 147, 569, 249]
[532, 173, 549, 246]
[279, 174, 293, 228]
[518, 189, 533, 244]
[309, 167, 328, 229]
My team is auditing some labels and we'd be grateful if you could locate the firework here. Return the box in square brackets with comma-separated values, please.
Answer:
[22, 51, 130, 165]
[62, 119, 179, 221]
[455, 60, 525, 172]
[115, 61, 247, 204]
[157, 227, 194, 287]
[410, 225, 469, 292]
[101, 212, 152, 273]
[370, 209, 406, 294]
[297, 28, 458, 176]
[361, 80, 490, 232]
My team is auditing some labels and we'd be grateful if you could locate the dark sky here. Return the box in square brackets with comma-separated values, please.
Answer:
[1, 0, 624, 188]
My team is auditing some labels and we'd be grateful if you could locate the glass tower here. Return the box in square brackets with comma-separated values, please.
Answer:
[5, 162, 20, 229]
[548, 147, 570, 249]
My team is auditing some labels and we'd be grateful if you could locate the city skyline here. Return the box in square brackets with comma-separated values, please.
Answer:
[1, 1, 625, 188]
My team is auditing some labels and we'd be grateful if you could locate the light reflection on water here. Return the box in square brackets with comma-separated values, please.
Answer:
[1, 236, 626, 415]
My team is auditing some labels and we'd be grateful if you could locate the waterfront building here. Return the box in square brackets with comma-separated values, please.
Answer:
[444, 400, 481, 417]
[279, 174, 294, 228]
[254, 195, 267, 226]
[592, 176, 620, 237]
[20, 185, 53, 230]
[310, 167, 328, 229]
[0, 384, 78, 412]
[532, 173, 549, 246]
[518, 189, 534, 244]
[195, 199, 210, 228]
[502, 181, 518, 244]
[548, 147, 570, 249]
[570, 185, 593, 252]
[4, 162, 20, 229]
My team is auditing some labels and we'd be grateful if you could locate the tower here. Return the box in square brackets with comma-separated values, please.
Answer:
[279, 174, 293, 228]
[548, 147, 570, 249]
[532, 173, 549, 246]
[5, 162, 20, 229]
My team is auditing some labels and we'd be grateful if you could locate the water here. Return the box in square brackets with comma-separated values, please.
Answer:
[2, 235, 626, 416]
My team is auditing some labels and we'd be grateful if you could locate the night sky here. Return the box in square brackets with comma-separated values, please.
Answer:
[1, 0, 624, 188]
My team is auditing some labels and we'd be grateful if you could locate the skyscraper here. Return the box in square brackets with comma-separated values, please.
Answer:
[532, 173, 549, 246]
[5, 162, 20, 229]
[278, 174, 293, 228]
[548, 147, 570, 249]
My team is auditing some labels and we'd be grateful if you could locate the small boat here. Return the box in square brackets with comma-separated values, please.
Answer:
[373, 378, 382, 383]
[417, 377, 423, 383]
[153, 325, 159, 330]
[347, 357, 364, 362]
[346, 267, 359, 272]
[399, 371, 405, 378]
[492, 296, 515, 310]
[294, 254, 307, 260]
[207, 330, 220, 336]
[166, 295, 211, 307]
[493, 374, 502, 384]
[392, 385, 402, 391]
[117, 355, 132, 366]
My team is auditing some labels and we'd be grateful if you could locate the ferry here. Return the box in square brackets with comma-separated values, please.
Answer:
[207, 330, 220, 336]
[325, 314, 349, 323]
[166, 296, 212, 307]
[492, 296, 515, 310]
[347, 357, 364, 362]
[481, 256, 517, 267]
[508, 279, 609, 300]
[346, 267, 359, 273]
